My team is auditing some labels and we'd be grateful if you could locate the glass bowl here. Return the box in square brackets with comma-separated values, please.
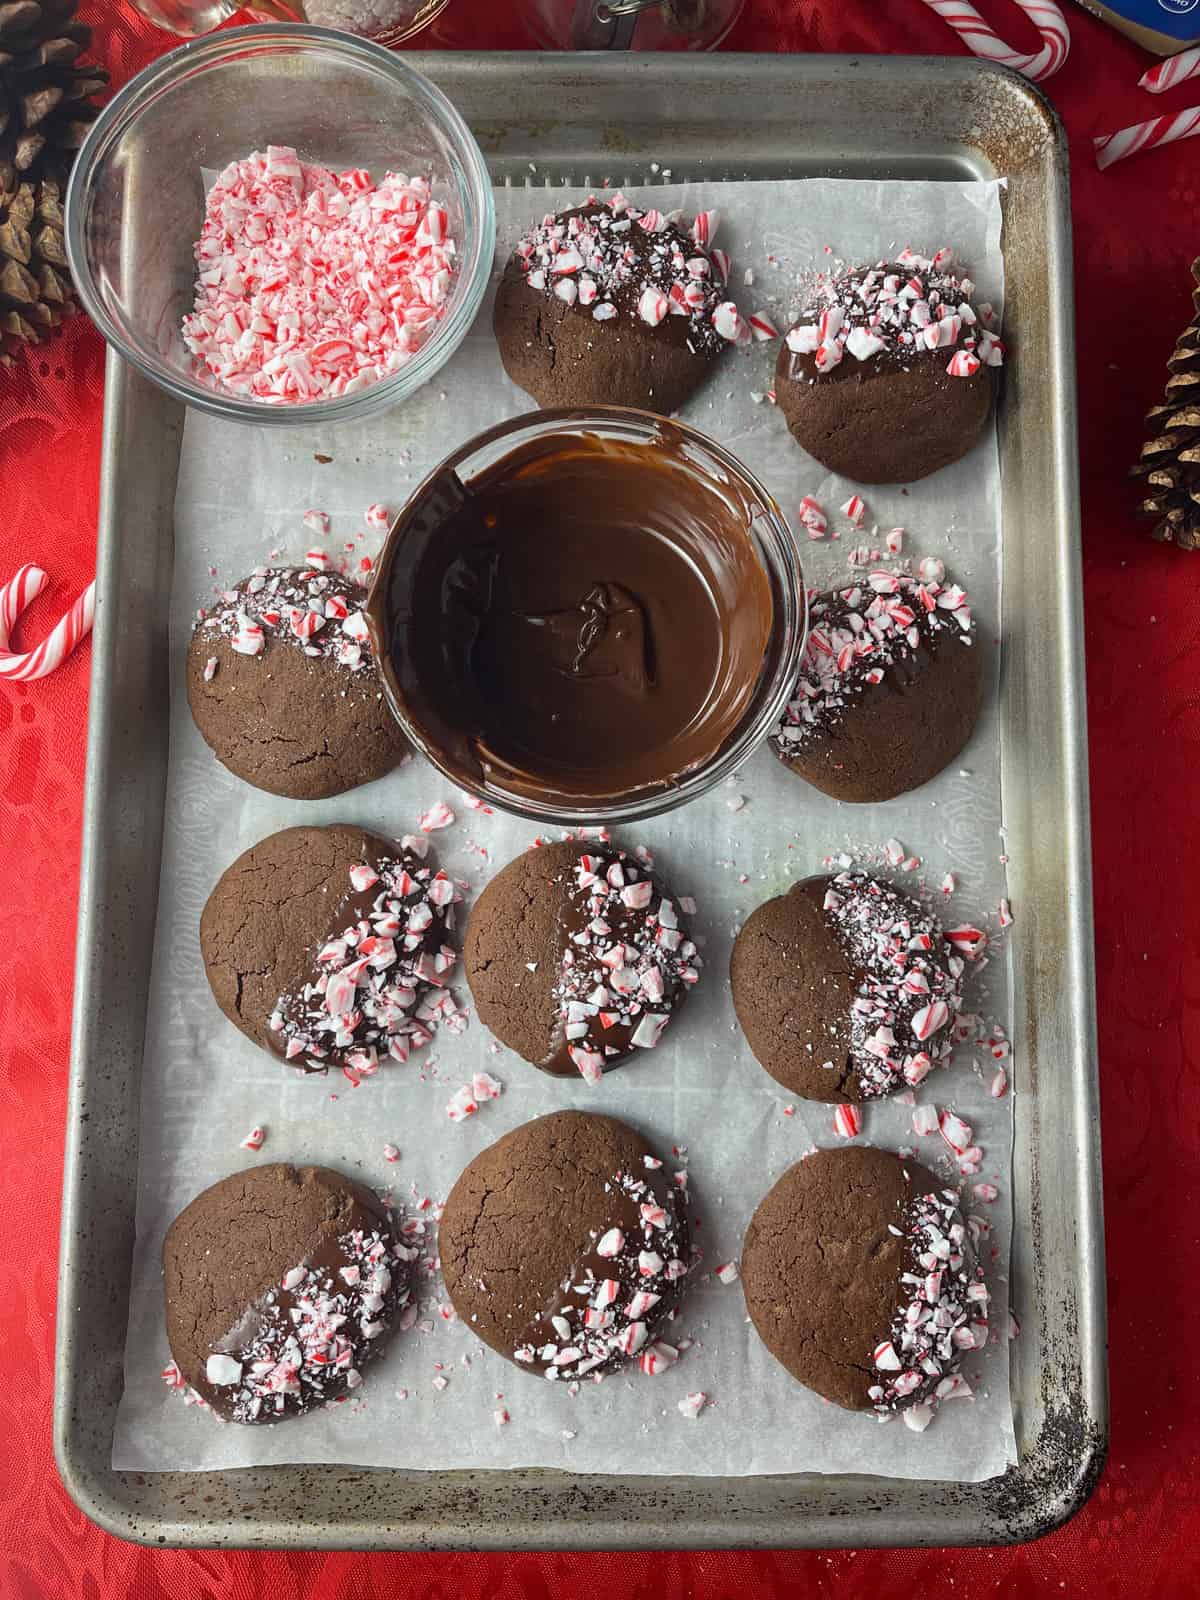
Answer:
[520, 0, 745, 50]
[65, 25, 494, 426]
[127, 1, 453, 50]
[365, 407, 807, 827]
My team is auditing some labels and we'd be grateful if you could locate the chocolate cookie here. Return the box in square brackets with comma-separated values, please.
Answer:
[439, 1110, 690, 1378]
[187, 565, 408, 800]
[741, 1146, 988, 1424]
[770, 563, 983, 802]
[730, 871, 973, 1102]
[200, 823, 463, 1077]
[494, 195, 740, 415]
[163, 1162, 413, 1423]
[775, 249, 1002, 483]
[463, 839, 699, 1081]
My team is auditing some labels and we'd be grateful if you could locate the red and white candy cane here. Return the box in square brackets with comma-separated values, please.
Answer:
[1140, 44, 1200, 95]
[919, 0, 1070, 82]
[0, 564, 96, 682]
[1094, 105, 1200, 169]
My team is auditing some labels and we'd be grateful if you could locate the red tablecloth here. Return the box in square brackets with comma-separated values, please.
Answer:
[2, 0, 1196, 1592]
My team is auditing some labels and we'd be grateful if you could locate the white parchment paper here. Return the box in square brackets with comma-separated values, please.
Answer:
[113, 177, 1017, 1481]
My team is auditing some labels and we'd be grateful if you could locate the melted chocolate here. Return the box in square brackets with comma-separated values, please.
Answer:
[538, 842, 699, 1079]
[509, 1160, 689, 1378]
[266, 837, 461, 1077]
[369, 427, 776, 810]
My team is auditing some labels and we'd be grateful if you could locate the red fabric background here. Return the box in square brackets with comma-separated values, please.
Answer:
[1, 0, 1196, 1592]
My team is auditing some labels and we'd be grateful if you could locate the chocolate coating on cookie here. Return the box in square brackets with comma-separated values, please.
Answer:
[730, 872, 969, 1102]
[187, 566, 408, 799]
[775, 250, 1001, 484]
[163, 1162, 412, 1422]
[200, 823, 462, 1076]
[770, 567, 983, 802]
[494, 196, 736, 415]
[439, 1110, 690, 1377]
[464, 839, 699, 1081]
[742, 1147, 987, 1418]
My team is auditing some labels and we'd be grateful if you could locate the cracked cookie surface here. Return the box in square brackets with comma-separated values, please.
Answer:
[187, 566, 408, 800]
[439, 1110, 690, 1378]
[162, 1162, 411, 1422]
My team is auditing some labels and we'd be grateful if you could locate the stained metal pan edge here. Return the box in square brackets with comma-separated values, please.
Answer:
[54, 52, 1106, 1549]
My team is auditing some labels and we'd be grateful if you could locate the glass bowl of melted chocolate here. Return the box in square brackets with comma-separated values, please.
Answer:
[366, 408, 805, 824]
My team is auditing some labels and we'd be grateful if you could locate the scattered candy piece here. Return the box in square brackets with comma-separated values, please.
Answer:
[239, 1124, 266, 1152]
[833, 1103, 862, 1139]
[419, 801, 455, 833]
[678, 1391, 708, 1419]
[911, 1104, 939, 1137]
[946, 926, 988, 959]
[841, 494, 867, 527]
[938, 1110, 973, 1156]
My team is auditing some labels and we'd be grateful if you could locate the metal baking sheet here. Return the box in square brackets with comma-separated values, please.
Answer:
[55, 51, 1105, 1549]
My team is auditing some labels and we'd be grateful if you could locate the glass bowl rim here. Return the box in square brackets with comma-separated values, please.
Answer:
[64, 22, 496, 427]
[365, 403, 808, 827]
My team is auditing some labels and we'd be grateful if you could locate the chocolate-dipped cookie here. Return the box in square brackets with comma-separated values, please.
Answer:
[741, 1146, 988, 1425]
[494, 195, 740, 415]
[775, 249, 1002, 484]
[439, 1110, 690, 1378]
[188, 565, 408, 799]
[770, 563, 983, 802]
[163, 1162, 413, 1423]
[200, 823, 463, 1077]
[730, 871, 972, 1103]
[463, 839, 699, 1081]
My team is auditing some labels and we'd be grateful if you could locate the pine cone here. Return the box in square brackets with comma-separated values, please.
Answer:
[1133, 257, 1200, 553]
[0, 0, 108, 367]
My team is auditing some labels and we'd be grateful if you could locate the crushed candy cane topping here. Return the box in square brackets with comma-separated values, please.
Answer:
[867, 1182, 988, 1421]
[771, 569, 975, 758]
[546, 844, 701, 1079]
[269, 845, 464, 1082]
[182, 147, 457, 405]
[195, 566, 376, 676]
[510, 193, 744, 355]
[782, 248, 1003, 379]
[204, 1219, 415, 1424]
[818, 871, 972, 1098]
[509, 1161, 690, 1380]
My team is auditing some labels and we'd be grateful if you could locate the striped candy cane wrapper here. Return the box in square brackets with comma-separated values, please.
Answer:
[918, 0, 1071, 82]
[1094, 105, 1200, 169]
[0, 564, 97, 682]
[1140, 45, 1200, 95]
